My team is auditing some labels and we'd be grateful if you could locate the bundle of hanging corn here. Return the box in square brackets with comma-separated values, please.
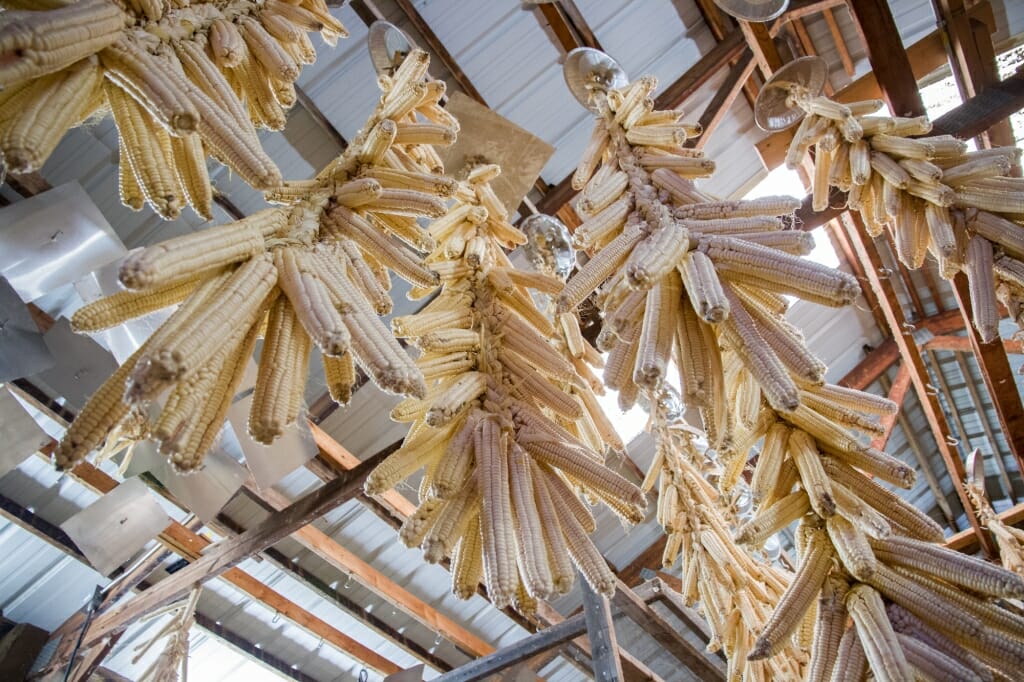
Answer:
[646, 391, 804, 680]
[59, 49, 455, 472]
[767, 58, 1024, 343]
[562, 68, 1024, 681]
[366, 164, 646, 613]
[0, 0, 346, 217]
[965, 449, 1024, 577]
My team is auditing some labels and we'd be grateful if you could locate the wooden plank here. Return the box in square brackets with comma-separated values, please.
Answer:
[580, 578, 624, 682]
[823, 7, 854, 76]
[617, 537, 666, 587]
[924, 336, 1024, 354]
[307, 422, 416, 517]
[559, 0, 603, 51]
[245, 481, 496, 659]
[946, 501, 1024, 552]
[433, 614, 587, 682]
[777, 0, 846, 24]
[392, 0, 486, 104]
[611, 580, 724, 680]
[869, 362, 911, 450]
[740, 20, 784, 76]
[538, 2, 581, 52]
[841, 212, 997, 556]
[81, 450, 390, 647]
[693, 53, 757, 149]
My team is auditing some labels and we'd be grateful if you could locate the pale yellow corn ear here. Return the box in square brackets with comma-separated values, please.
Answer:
[869, 134, 934, 160]
[325, 205, 438, 289]
[366, 420, 455, 495]
[476, 416, 517, 608]
[399, 497, 445, 549]
[846, 584, 915, 682]
[0, 0, 124, 87]
[831, 625, 868, 682]
[622, 218, 688, 286]
[72, 274, 204, 333]
[965, 234, 1000, 343]
[675, 296, 713, 407]
[821, 458, 942, 542]
[249, 295, 306, 445]
[423, 482, 480, 563]
[54, 345, 145, 469]
[507, 445, 555, 599]
[941, 156, 1011, 186]
[969, 210, 1024, 260]
[807, 576, 849, 682]
[425, 372, 487, 427]
[813, 143, 833, 212]
[788, 429, 835, 517]
[734, 489, 809, 547]
[578, 169, 629, 218]
[703, 235, 860, 307]
[737, 288, 827, 385]
[518, 429, 645, 520]
[431, 413, 480, 499]
[168, 134, 214, 222]
[547, 474, 615, 597]
[808, 383, 896, 416]
[679, 250, 729, 323]
[674, 196, 800, 220]
[392, 121, 456, 147]
[119, 216, 268, 290]
[323, 352, 355, 405]
[360, 167, 458, 197]
[333, 178, 384, 207]
[799, 391, 885, 438]
[871, 535, 1024, 599]
[238, 14, 299, 82]
[451, 515, 483, 599]
[526, 460, 577, 596]
[560, 225, 646, 312]
[275, 248, 351, 356]
[116, 134, 145, 212]
[848, 139, 872, 186]
[573, 196, 632, 251]
[719, 283, 800, 412]
[633, 274, 680, 389]
[748, 523, 834, 660]
[573, 120, 609, 190]
[366, 188, 448, 219]
[750, 423, 789, 505]
[209, 18, 246, 68]
[827, 515, 876, 581]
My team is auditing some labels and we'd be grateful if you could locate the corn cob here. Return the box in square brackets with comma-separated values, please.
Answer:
[452, 516, 483, 599]
[72, 274, 204, 333]
[788, 429, 835, 517]
[846, 584, 915, 682]
[275, 248, 351, 356]
[734, 489, 810, 547]
[749, 523, 833, 660]
[964, 234, 1000, 343]
[831, 625, 868, 682]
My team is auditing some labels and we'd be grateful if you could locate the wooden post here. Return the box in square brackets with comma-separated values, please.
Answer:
[431, 614, 589, 682]
[842, 212, 997, 556]
[580, 578, 624, 682]
[79, 450, 391, 648]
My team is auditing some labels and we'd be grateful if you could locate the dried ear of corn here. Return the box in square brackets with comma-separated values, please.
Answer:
[0, 0, 353, 216]
[60, 48, 462, 472]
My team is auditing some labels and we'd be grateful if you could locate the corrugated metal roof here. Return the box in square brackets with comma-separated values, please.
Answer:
[3, 1, 1024, 680]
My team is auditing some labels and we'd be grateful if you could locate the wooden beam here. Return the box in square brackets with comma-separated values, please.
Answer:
[869, 362, 911, 450]
[946, 501, 1024, 552]
[537, 2, 582, 52]
[580, 578, 624, 682]
[740, 20, 784, 77]
[432, 614, 588, 682]
[847, 0, 922, 114]
[558, 0, 603, 51]
[842, 212, 997, 556]
[823, 7, 854, 76]
[693, 53, 757, 148]
[391, 0, 486, 104]
[923, 336, 1024, 354]
[242, 480, 496, 659]
[80, 450, 391, 648]
[611, 580, 724, 680]
[617, 537, 667, 587]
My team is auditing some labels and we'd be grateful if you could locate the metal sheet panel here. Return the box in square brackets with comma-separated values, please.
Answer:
[0, 385, 52, 478]
[60, 477, 170, 576]
[0, 277, 54, 381]
[0, 182, 126, 302]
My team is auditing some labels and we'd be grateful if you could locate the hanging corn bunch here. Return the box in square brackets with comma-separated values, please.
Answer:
[561, 49, 1024, 681]
[0, 0, 348, 218]
[58, 48, 455, 472]
[759, 56, 1024, 344]
[647, 390, 804, 680]
[366, 165, 646, 612]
